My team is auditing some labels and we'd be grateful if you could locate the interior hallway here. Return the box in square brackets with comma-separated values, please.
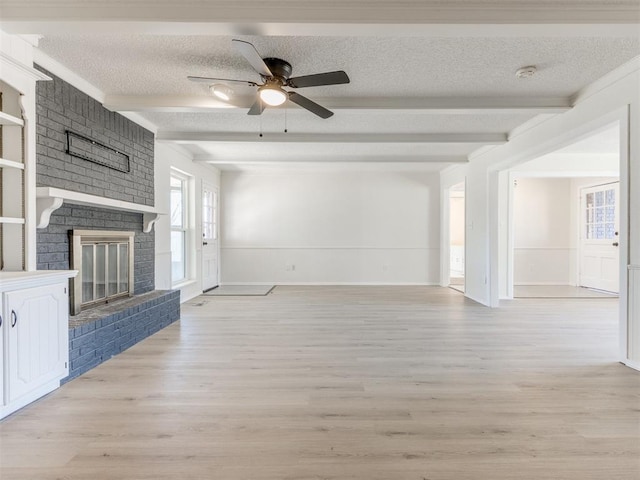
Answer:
[0, 286, 638, 479]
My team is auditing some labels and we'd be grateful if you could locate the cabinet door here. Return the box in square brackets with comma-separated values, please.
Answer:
[5, 283, 68, 402]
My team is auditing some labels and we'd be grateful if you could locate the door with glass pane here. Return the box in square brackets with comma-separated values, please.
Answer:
[202, 182, 219, 291]
[579, 182, 620, 293]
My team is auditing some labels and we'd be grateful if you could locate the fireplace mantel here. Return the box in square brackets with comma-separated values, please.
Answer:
[36, 187, 164, 233]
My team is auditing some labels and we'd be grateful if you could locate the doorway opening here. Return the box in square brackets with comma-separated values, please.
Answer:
[449, 182, 465, 293]
[508, 123, 620, 299]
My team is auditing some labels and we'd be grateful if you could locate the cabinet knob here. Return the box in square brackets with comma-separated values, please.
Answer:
[10, 310, 17, 328]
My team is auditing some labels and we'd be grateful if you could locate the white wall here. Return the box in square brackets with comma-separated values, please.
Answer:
[513, 178, 572, 285]
[155, 143, 220, 302]
[221, 169, 440, 285]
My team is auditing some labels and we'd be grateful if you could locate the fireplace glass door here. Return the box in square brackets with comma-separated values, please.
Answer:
[81, 242, 130, 306]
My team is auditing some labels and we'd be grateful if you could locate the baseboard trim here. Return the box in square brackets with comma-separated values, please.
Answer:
[621, 359, 640, 372]
[219, 282, 438, 287]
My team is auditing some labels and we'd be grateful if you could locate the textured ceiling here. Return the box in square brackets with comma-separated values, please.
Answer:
[27, 25, 640, 169]
[38, 35, 639, 98]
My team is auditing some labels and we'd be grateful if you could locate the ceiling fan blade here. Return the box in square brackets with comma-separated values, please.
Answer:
[287, 71, 350, 89]
[232, 39, 273, 78]
[187, 76, 258, 86]
[288, 92, 333, 119]
[247, 99, 265, 115]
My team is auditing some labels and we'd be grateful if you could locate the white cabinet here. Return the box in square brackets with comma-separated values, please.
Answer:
[5, 283, 68, 403]
[0, 271, 76, 420]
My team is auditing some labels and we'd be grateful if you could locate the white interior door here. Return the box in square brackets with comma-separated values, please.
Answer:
[579, 182, 620, 293]
[202, 183, 219, 291]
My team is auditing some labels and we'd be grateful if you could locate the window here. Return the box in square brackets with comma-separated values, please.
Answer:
[170, 172, 189, 284]
[585, 187, 616, 240]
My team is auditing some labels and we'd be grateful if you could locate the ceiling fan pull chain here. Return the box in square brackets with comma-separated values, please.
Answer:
[284, 106, 288, 133]
[259, 100, 263, 138]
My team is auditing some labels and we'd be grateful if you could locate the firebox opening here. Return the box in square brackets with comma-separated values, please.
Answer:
[70, 230, 135, 316]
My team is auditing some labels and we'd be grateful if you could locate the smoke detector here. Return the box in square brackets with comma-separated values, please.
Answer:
[515, 66, 537, 79]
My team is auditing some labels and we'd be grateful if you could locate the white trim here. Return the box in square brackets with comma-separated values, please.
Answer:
[171, 279, 197, 290]
[170, 169, 192, 287]
[0, 270, 77, 291]
[0, 110, 24, 126]
[0, 157, 25, 169]
[506, 172, 515, 299]
[221, 246, 437, 250]
[197, 155, 469, 165]
[35, 187, 164, 232]
[617, 108, 630, 364]
[158, 131, 506, 144]
[220, 282, 437, 286]
[0, 51, 50, 82]
[511, 170, 620, 179]
[0, 216, 25, 224]
[513, 247, 577, 251]
[105, 94, 571, 114]
[620, 359, 640, 372]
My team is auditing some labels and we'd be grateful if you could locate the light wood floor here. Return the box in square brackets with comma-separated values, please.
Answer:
[1, 286, 639, 479]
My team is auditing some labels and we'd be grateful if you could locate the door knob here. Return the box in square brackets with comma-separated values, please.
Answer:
[203, 242, 208, 246]
[612, 242, 619, 247]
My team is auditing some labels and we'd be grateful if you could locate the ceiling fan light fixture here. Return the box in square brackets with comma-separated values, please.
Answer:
[259, 85, 287, 106]
[209, 84, 234, 101]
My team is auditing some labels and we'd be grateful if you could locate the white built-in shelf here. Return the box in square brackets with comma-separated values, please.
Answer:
[36, 187, 165, 233]
[0, 216, 26, 224]
[0, 157, 24, 169]
[0, 111, 24, 126]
